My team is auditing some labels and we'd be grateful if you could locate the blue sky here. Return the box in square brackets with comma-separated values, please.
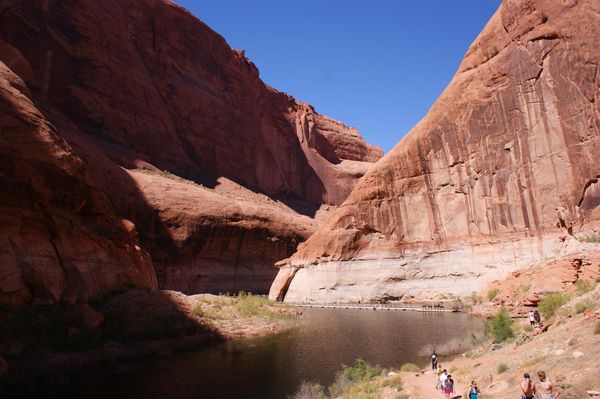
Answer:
[177, 0, 501, 153]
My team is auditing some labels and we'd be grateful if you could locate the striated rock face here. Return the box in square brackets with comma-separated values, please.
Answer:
[0, 0, 381, 207]
[0, 0, 381, 302]
[272, 0, 600, 302]
[0, 61, 156, 306]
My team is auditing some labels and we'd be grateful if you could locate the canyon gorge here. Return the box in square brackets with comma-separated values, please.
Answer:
[0, 0, 382, 306]
[271, 0, 600, 303]
[2, 0, 600, 309]
[2, 1, 600, 397]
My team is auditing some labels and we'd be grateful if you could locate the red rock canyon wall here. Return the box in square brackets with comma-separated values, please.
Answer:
[271, 0, 600, 303]
[0, 0, 382, 303]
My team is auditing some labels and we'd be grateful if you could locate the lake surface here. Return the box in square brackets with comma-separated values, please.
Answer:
[44, 308, 482, 399]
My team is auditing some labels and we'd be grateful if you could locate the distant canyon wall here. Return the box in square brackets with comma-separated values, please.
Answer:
[271, 0, 600, 303]
[0, 0, 382, 304]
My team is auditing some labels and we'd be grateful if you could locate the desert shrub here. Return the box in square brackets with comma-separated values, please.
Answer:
[523, 323, 533, 332]
[193, 292, 291, 323]
[580, 232, 600, 243]
[192, 303, 204, 317]
[234, 291, 292, 320]
[328, 359, 382, 397]
[468, 293, 483, 305]
[487, 288, 500, 301]
[485, 309, 513, 343]
[340, 358, 382, 383]
[497, 363, 508, 374]
[381, 374, 403, 390]
[399, 363, 420, 372]
[575, 279, 595, 295]
[339, 381, 379, 399]
[595, 321, 600, 335]
[328, 372, 353, 397]
[290, 382, 326, 399]
[514, 332, 532, 346]
[538, 292, 570, 319]
[235, 291, 271, 317]
[575, 299, 597, 314]
[521, 355, 547, 368]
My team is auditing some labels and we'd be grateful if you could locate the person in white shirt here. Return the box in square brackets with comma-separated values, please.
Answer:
[528, 310, 535, 327]
[438, 369, 448, 391]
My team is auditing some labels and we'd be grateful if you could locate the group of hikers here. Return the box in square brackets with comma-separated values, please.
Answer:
[528, 309, 542, 327]
[432, 350, 458, 398]
[431, 350, 560, 399]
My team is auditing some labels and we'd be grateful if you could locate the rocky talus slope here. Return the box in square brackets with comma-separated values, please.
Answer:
[272, 0, 600, 302]
[0, 0, 382, 305]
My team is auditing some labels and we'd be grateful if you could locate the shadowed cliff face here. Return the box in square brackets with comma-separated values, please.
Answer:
[0, 0, 382, 303]
[272, 0, 600, 303]
[0, 62, 157, 306]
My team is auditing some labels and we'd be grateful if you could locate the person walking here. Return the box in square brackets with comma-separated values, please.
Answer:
[533, 310, 541, 326]
[438, 369, 448, 391]
[443, 375, 454, 398]
[535, 370, 560, 399]
[434, 364, 443, 390]
[431, 349, 438, 370]
[466, 380, 480, 399]
[521, 373, 535, 399]
[528, 310, 535, 327]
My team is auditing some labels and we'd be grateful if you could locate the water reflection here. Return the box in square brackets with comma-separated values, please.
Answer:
[46, 308, 482, 399]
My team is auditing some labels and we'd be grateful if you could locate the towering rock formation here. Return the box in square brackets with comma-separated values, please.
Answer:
[0, 0, 382, 304]
[271, 0, 600, 303]
[0, 61, 157, 306]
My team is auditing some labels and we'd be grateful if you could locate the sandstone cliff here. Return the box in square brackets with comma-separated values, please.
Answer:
[0, 0, 382, 304]
[271, 0, 600, 302]
[0, 61, 156, 306]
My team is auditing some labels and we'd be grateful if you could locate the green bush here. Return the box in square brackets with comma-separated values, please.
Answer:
[327, 359, 382, 398]
[497, 363, 508, 374]
[487, 288, 500, 301]
[341, 358, 382, 383]
[538, 292, 570, 319]
[399, 363, 420, 372]
[485, 308, 514, 343]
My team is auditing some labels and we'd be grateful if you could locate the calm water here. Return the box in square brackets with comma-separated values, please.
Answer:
[43, 308, 482, 399]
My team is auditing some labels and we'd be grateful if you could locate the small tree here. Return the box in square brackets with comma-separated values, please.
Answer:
[485, 308, 513, 343]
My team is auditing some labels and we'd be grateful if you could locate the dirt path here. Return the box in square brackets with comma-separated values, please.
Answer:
[402, 370, 466, 399]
